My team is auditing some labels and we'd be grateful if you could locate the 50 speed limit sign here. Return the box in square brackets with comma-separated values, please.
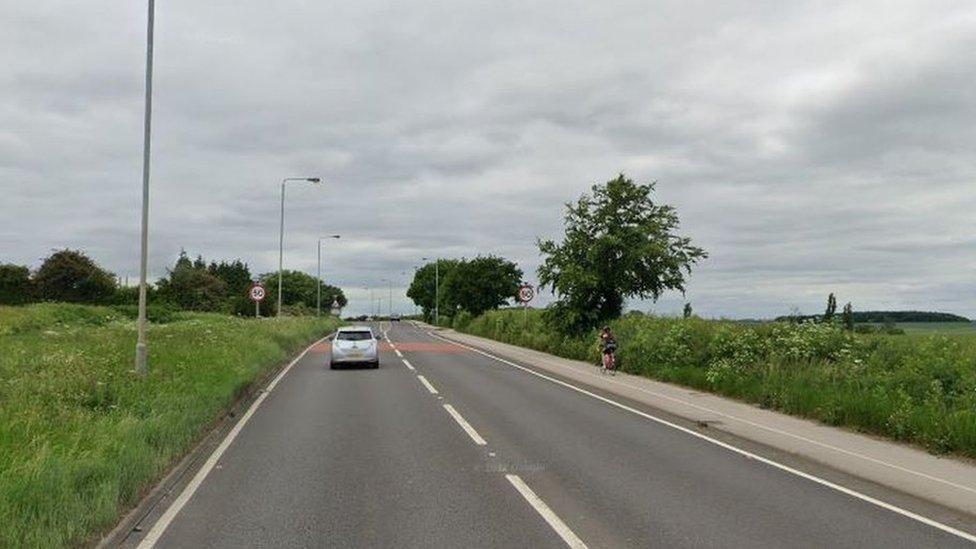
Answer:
[248, 283, 267, 302]
[517, 284, 534, 304]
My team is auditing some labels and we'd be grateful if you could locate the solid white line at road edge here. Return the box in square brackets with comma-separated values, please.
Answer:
[442, 404, 488, 445]
[427, 331, 976, 544]
[506, 474, 588, 549]
[136, 334, 331, 549]
[417, 374, 439, 394]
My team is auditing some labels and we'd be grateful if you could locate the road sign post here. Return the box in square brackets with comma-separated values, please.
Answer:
[249, 283, 267, 318]
[517, 284, 534, 322]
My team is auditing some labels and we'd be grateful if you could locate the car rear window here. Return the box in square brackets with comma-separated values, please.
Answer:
[336, 330, 373, 341]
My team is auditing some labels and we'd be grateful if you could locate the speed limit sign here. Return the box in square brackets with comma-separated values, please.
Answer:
[517, 284, 534, 304]
[248, 284, 266, 302]
[248, 283, 266, 317]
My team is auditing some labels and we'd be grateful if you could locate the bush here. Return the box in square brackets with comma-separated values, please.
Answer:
[452, 310, 474, 331]
[0, 264, 33, 304]
[33, 250, 116, 304]
[157, 264, 227, 312]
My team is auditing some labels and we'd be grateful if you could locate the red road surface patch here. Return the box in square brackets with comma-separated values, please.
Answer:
[310, 341, 399, 354]
[310, 342, 331, 354]
[389, 342, 465, 353]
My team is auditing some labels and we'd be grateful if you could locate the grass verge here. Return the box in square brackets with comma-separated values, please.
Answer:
[451, 309, 976, 459]
[0, 303, 339, 548]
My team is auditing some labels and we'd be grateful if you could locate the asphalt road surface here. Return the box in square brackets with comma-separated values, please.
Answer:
[138, 322, 975, 548]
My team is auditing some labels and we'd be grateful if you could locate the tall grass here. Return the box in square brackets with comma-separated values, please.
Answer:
[0, 304, 339, 548]
[457, 309, 976, 459]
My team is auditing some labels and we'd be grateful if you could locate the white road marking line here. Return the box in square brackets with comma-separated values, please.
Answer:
[427, 331, 976, 544]
[394, 349, 403, 358]
[136, 334, 331, 548]
[506, 474, 588, 549]
[402, 359, 415, 371]
[417, 374, 438, 394]
[423, 328, 975, 494]
[442, 404, 487, 445]
[591, 370, 976, 496]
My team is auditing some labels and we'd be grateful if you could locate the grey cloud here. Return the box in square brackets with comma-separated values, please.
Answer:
[2, 1, 976, 318]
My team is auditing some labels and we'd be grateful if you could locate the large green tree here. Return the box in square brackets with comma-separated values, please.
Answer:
[33, 249, 117, 304]
[406, 260, 460, 319]
[441, 256, 522, 317]
[207, 259, 254, 315]
[208, 259, 252, 297]
[537, 174, 707, 333]
[258, 270, 347, 314]
[0, 264, 33, 304]
[156, 251, 227, 311]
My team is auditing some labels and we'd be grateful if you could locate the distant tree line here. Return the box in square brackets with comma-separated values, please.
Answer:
[0, 250, 117, 305]
[776, 309, 969, 324]
[0, 249, 346, 317]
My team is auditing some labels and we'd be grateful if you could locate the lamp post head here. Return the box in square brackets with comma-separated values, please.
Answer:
[307, 177, 321, 183]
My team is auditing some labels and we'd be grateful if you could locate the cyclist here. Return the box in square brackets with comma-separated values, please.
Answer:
[598, 326, 618, 374]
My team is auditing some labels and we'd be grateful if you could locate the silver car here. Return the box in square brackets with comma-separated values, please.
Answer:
[329, 326, 381, 369]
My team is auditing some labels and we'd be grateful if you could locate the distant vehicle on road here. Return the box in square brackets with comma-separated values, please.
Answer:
[390, 313, 401, 322]
[330, 326, 381, 369]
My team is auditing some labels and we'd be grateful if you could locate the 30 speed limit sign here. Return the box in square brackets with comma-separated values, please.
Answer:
[517, 284, 534, 304]
[248, 284, 267, 302]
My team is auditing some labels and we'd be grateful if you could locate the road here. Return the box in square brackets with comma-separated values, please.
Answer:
[135, 321, 975, 548]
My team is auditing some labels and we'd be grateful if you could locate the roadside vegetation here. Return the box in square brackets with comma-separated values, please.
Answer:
[0, 303, 339, 548]
[451, 308, 976, 459]
[0, 248, 347, 317]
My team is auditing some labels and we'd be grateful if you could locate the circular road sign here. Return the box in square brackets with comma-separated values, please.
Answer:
[517, 284, 535, 304]
[248, 283, 267, 302]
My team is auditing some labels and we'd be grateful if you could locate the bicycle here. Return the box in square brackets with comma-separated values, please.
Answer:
[601, 345, 617, 375]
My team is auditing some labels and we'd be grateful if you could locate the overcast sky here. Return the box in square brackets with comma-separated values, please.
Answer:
[2, 1, 975, 318]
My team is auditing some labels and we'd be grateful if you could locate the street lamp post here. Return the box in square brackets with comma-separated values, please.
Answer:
[278, 177, 321, 317]
[399, 271, 406, 317]
[422, 257, 439, 323]
[412, 266, 422, 316]
[134, 0, 155, 376]
[381, 278, 393, 317]
[317, 235, 340, 316]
